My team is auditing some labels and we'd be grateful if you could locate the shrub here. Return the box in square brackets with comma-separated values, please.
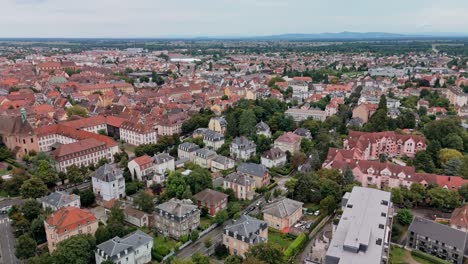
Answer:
[284, 233, 307, 258]
[411, 250, 449, 264]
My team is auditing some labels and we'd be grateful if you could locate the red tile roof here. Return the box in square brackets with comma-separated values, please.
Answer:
[275, 132, 301, 144]
[450, 205, 468, 230]
[45, 207, 97, 235]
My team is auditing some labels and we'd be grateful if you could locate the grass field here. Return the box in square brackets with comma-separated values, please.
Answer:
[268, 228, 296, 251]
[389, 245, 434, 264]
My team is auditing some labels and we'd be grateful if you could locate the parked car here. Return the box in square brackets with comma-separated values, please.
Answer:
[314, 210, 320, 216]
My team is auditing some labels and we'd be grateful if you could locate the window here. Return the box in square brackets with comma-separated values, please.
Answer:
[381, 212, 386, 217]
[376, 238, 382, 245]
[378, 224, 384, 229]
[346, 204, 353, 208]
[381, 200, 389, 206]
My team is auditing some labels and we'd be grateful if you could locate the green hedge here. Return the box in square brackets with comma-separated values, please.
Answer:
[308, 214, 327, 232]
[284, 233, 307, 258]
[411, 250, 450, 264]
[267, 180, 278, 190]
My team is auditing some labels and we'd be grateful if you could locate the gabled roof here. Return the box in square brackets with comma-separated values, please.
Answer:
[155, 198, 198, 217]
[275, 132, 301, 144]
[262, 198, 303, 218]
[224, 215, 267, 243]
[450, 205, 468, 230]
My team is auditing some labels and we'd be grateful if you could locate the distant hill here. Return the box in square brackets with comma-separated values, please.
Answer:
[255, 31, 425, 40]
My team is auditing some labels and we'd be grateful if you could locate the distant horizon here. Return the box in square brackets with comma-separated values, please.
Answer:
[1, 31, 468, 40]
[3, 0, 468, 38]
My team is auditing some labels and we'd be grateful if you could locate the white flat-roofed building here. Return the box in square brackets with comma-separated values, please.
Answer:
[325, 187, 393, 264]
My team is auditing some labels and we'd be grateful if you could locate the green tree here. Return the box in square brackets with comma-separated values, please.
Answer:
[15, 234, 37, 259]
[134, 190, 153, 213]
[391, 188, 404, 205]
[165, 172, 188, 199]
[31, 216, 46, 243]
[224, 255, 243, 264]
[52, 234, 96, 264]
[186, 168, 213, 194]
[343, 166, 355, 185]
[35, 160, 58, 186]
[213, 209, 229, 225]
[396, 209, 413, 226]
[458, 184, 468, 201]
[457, 156, 468, 179]
[20, 177, 48, 199]
[246, 242, 285, 264]
[191, 252, 211, 264]
[239, 109, 257, 137]
[20, 199, 42, 222]
[190, 230, 199, 242]
[365, 95, 388, 132]
[66, 105, 88, 119]
[439, 148, 463, 164]
[320, 195, 337, 214]
[413, 151, 435, 173]
[443, 158, 462, 176]
[79, 188, 95, 207]
[300, 138, 313, 155]
[66, 165, 83, 183]
[255, 135, 272, 154]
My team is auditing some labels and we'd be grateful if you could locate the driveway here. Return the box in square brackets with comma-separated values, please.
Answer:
[0, 215, 19, 264]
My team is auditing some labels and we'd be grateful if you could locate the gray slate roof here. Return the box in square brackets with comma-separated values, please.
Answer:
[262, 198, 303, 218]
[155, 198, 198, 218]
[231, 136, 256, 148]
[96, 230, 152, 259]
[153, 153, 174, 164]
[256, 121, 270, 132]
[40, 191, 79, 208]
[237, 162, 267, 178]
[91, 164, 123, 182]
[224, 215, 267, 244]
[408, 216, 468, 251]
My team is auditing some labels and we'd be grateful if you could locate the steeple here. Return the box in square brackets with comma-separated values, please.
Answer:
[20, 107, 27, 124]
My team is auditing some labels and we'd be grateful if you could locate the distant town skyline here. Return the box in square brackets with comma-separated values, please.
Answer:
[2, 0, 468, 38]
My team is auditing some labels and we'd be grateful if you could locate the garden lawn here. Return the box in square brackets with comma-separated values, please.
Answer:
[200, 216, 213, 229]
[154, 235, 177, 252]
[268, 229, 296, 251]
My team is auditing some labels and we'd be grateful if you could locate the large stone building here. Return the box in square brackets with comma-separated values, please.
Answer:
[0, 111, 39, 158]
[91, 164, 126, 201]
[325, 187, 393, 264]
[95, 230, 153, 264]
[262, 198, 303, 231]
[44, 207, 98, 252]
[154, 198, 200, 240]
[407, 217, 468, 264]
[223, 215, 268, 257]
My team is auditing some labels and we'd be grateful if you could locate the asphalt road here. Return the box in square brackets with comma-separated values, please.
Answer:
[0, 215, 19, 264]
[0, 197, 25, 209]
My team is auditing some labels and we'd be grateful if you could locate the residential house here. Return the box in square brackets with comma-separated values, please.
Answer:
[95, 230, 153, 264]
[152, 153, 175, 184]
[274, 132, 302, 153]
[128, 155, 154, 181]
[256, 121, 271, 138]
[230, 136, 256, 160]
[352, 103, 378, 124]
[44, 207, 98, 252]
[223, 172, 256, 200]
[203, 130, 225, 150]
[124, 206, 150, 228]
[237, 162, 270, 188]
[178, 142, 200, 162]
[293, 128, 312, 139]
[211, 155, 235, 172]
[261, 148, 287, 168]
[91, 164, 126, 201]
[449, 205, 468, 232]
[407, 217, 467, 264]
[154, 198, 200, 240]
[262, 198, 303, 231]
[193, 148, 217, 169]
[193, 189, 229, 216]
[223, 215, 268, 257]
[208, 116, 227, 134]
[40, 191, 81, 211]
[285, 107, 326, 122]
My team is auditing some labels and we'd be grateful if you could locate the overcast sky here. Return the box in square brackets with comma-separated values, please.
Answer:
[2, 0, 468, 38]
